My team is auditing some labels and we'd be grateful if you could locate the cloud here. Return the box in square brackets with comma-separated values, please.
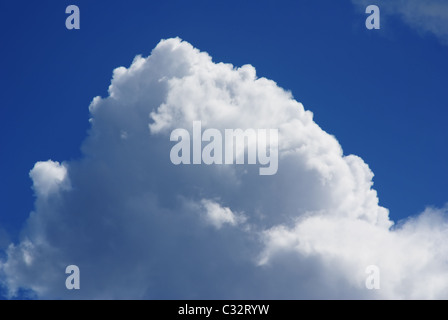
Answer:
[259, 206, 448, 299]
[352, 0, 448, 44]
[1, 38, 447, 299]
[29, 161, 70, 198]
[200, 199, 245, 229]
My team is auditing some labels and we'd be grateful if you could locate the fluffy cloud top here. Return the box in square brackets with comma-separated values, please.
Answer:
[29, 161, 69, 198]
[0, 38, 447, 299]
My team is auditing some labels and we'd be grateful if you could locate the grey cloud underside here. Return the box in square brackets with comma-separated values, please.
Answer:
[1, 38, 448, 299]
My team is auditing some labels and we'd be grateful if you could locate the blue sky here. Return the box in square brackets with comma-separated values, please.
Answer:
[0, 0, 447, 299]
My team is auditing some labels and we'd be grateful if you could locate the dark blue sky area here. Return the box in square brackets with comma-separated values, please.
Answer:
[0, 0, 447, 241]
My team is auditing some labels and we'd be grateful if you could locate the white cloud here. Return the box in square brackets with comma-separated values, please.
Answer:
[1, 38, 447, 299]
[259, 206, 448, 299]
[352, 0, 448, 44]
[200, 199, 245, 229]
[29, 161, 69, 198]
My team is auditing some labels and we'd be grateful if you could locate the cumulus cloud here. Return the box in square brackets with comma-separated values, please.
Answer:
[1, 38, 447, 299]
[352, 0, 448, 44]
[29, 161, 70, 198]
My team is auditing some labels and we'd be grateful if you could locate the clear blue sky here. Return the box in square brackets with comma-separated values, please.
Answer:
[0, 0, 447, 272]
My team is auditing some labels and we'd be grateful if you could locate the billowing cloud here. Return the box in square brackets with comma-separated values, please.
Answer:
[1, 38, 447, 299]
[353, 0, 448, 45]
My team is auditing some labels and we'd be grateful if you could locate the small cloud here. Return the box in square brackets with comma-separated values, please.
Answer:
[201, 199, 245, 229]
[29, 161, 70, 198]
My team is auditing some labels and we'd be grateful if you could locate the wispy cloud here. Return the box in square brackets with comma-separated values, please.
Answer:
[353, 0, 448, 45]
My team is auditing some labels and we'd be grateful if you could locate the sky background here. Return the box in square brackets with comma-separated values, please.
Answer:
[0, 0, 447, 299]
